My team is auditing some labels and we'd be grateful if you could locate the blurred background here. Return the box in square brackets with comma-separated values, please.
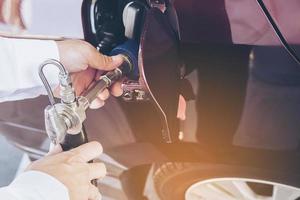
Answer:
[0, 0, 83, 38]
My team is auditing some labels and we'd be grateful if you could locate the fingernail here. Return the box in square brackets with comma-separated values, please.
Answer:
[112, 55, 124, 65]
[89, 99, 105, 109]
[98, 89, 110, 101]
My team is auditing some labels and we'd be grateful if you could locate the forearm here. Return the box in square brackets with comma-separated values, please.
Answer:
[0, 171, 69, 200]
[0, 37, 59, 102]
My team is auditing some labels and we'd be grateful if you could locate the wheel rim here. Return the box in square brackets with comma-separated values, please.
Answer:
[185, 178, 300, 200]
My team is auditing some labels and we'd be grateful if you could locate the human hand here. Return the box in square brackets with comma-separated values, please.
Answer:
[56, 40, 123, 109]
[27, 141, 105, 200]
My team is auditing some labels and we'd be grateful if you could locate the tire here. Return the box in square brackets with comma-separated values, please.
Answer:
[153, 162, 300, 200]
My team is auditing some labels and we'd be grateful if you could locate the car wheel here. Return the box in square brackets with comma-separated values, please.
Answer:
[153, 162, 300, 200]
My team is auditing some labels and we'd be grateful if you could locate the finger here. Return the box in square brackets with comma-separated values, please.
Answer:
[88, 184, 102, 200]
[72, 68, 96, 95]
[110, 81, 123, 97]
[69, 141, 103, 163]
[97, 89, 110, 101]
[89, 52, 124, 71]
[89, 98, 105, 109]
[47, 144, 63, 156]
[88, 162, 107, 180]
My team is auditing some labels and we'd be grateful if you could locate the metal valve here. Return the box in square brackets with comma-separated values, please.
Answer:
[122, 80, 149, 101]
[39, 53, 137, 147]
[39, 60, 89, 145]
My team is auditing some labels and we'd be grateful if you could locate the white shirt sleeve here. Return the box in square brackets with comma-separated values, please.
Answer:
[0, 37, 69, 199]
[0, 171, 69, 200]
[0, 37, 60, 102]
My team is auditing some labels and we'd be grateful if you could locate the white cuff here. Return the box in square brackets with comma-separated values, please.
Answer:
[0, 37, 61, 102]
[11, 38, 60, 87]
[8, 171, 69, 200]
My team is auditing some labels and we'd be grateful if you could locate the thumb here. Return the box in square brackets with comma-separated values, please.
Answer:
[88, 52, 124, 71]
[47, 144, 63, 156]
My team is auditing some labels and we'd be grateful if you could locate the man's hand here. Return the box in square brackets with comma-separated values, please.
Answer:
[27, 142, 105, 200]
[56, 40, 123, 109]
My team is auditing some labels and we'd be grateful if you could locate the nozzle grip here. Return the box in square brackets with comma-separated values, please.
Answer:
[61, 125, 88, 151]
[60, 125, 97, 186]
